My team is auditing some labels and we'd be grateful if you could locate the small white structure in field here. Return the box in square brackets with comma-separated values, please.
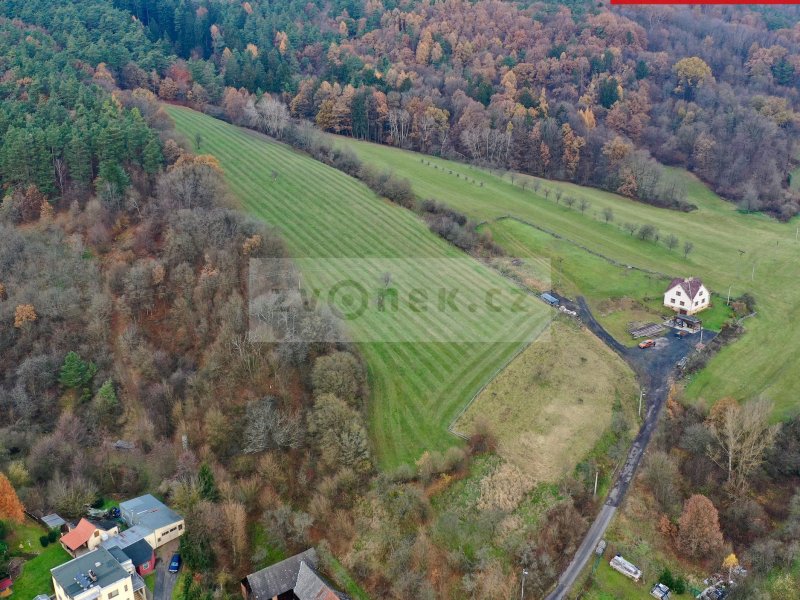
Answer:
[651, 582, 671, 599]
[664, 277, 710, 315]
[610, 554, 642, 582]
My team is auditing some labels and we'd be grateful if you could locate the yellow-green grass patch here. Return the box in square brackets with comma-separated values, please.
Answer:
[455, 319, 638, 481]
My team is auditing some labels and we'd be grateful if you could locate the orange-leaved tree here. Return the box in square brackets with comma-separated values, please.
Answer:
[678, 494, 723, 559]
[0, 472, 25, 522]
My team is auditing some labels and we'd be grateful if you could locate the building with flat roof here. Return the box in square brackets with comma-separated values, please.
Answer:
[119, 494, 184, 549]
[51, 546, 145, 600]
[42, 514, 67, 531]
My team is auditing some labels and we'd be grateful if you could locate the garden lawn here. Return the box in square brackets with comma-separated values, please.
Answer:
[167, 106, 551, 469]
[338, 137, 800, 417]
[8, 521, 70, 600]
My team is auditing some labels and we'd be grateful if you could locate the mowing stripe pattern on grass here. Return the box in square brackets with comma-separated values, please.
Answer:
[167, 106, 552, 468]
[337, 137, 800, 417]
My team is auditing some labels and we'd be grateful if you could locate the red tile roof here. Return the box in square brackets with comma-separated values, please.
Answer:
[0, 578, 12, 591]
[60, 518, 98, 551]
[666, 277, 704, 299]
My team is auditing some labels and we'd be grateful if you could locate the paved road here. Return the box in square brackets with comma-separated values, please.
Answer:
[543, 297, 714, 600]
[153, 559, 177, 600]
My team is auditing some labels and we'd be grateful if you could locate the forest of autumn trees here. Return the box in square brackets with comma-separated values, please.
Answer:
[3, 2, 800, 599]
[5, 1, 800, 214]
[48, 0, 798, 217]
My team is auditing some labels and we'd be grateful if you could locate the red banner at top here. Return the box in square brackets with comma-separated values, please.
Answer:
[612, 0, 800, 3]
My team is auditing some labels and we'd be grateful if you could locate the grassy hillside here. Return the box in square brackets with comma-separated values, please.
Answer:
[166, 106, 552, 469]
[455, 318, 638, 482]
[337, 137, 800, 417]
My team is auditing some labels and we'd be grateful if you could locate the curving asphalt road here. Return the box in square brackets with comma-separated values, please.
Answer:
[543, 297, 714, 600]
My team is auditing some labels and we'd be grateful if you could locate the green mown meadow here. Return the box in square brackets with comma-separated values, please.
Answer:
[167, 106, 551, 469]
[337, 137, 800, 417]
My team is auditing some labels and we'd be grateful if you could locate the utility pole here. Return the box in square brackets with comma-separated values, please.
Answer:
[700, 326, 704, 345]
[594, 470, 599, 497]
[752, 263, 755, 281]
[520, 569, 529, 600]
[638, 389, 645, 418]
[726, 285, 732, 305]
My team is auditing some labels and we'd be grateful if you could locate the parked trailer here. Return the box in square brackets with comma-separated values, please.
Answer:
[610, 555, 642, 582]
[541, 292, 559, 307]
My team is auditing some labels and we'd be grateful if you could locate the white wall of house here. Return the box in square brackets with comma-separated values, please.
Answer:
[664, 284, 710, 315]
[149, 521, 184, 549]
[52, 574, 134, 600]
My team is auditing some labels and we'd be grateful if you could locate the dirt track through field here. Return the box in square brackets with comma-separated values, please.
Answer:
[544, 296, 714, 600]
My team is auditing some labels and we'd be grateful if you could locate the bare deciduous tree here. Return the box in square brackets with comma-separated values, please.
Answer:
[665, 234, 679, 251]
[243, 397, 303, 452]
[252, 95, 290, 138]
[222, 500, 248, 566]
[708, 398, 780, 494]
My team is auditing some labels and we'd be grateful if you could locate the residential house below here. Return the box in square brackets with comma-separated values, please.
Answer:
[60, 518, 120, 558]
[240, 548, 350, 600]
[664, 277, 710, 315]
[119, 494, 184, 549]
[101, 525, 156, 576]
[51, 546, 146, 600]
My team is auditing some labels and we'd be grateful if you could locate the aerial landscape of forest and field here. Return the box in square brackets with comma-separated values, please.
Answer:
[2, 1, 800, 600]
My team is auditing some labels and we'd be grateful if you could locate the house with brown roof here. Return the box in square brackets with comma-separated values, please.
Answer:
[664, 277, 710, 315]
[60, 518, 119, 558]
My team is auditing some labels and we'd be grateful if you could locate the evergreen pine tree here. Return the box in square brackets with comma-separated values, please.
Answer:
[92, 379, 119, 425]
[197, 463, 219, 502]
[143, 137, 163, 174]
[66, 132, 92, 185]
[59, 351, 97, 390]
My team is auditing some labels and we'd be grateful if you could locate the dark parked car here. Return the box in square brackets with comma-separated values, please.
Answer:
[168, 554, 181, 573]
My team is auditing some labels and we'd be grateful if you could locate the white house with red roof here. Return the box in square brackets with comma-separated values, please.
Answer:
[60, 518, 119, 558]
[664, 277, 710, 315]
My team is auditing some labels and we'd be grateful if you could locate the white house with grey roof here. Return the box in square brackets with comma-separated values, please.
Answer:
[119, 494, 184, 549]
